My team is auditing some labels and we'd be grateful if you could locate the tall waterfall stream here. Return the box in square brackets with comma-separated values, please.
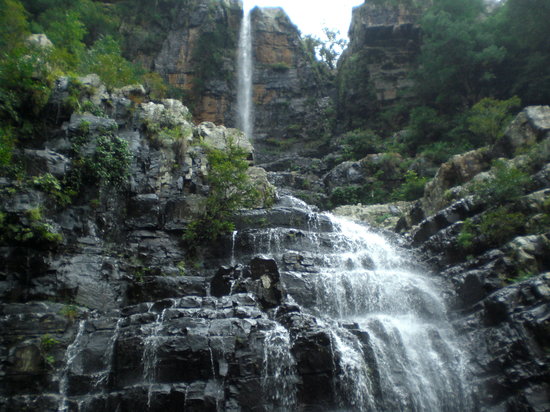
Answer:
[236, 10, 254, 140]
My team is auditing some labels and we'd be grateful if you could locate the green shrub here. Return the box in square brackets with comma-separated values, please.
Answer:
[86, 133, 132, 186]
[141, 72, 168, 100]
[270, 62, 291, 72]
[80, 35, 139, 89]
[0, 126, 15, 168]
[342, 129, 385, 160]
[458, 206, 526, 251]
[470, 159, 530, 205]
[405, 106, 450, 151]
[32, 173, 71, 206]
[419, 140, 472, 164]
[467, 96, 521, 144]
[184, 138, 259, 247]
[0, 207, 63, 246]
[329, 185, 361, 207]
[391, 170, 429, 201]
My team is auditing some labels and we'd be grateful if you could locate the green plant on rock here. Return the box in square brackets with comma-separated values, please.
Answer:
[391, 170, 429, 201]
[59, 304, 79, 322]
[458, 206, 526, 251]
[83, 133, 132, 187]
[32, 173, 72, 206]
[269, 62, 291, 72]
[469, 159, 531, 205]
[40, 334, 60, 351]
[184, 138, 260, 247]
[467, 96, 521, 144]
[0, 207, 63, 246]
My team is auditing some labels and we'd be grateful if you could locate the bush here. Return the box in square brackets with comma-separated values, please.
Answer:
[184, 138, 259, 247]
[86, 133, 132, 187]
[0, 207, 63, 246]
[467, 96, 521, 144]
[470, 159, 530, 205]
[80, 35, 139, 89]
[405, 106, 450, 151]
[391, 170, 429, 201]
[0, 126, 15, 168]
[32, 173, 71, 206]
[342, 129, 385, 160]
[458, 206, 526, 250]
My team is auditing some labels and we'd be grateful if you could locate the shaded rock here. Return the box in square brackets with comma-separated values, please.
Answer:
[23, 150, 70, 178]
[422, 148, 492, 216]
[494, 105, 550, 158]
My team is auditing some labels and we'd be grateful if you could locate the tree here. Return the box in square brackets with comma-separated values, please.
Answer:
[184, 138, 259, 246]
[413, 0, 505, 111]
[303, 28, 347, 70]
[492, 0, 550, 105]
[467, 96, 521, 144]
[0, 0, 30, 52]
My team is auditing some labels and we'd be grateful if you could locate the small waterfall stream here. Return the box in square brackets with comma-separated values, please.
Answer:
[237, 9, 254, 140]
[253, 197, 473, 411]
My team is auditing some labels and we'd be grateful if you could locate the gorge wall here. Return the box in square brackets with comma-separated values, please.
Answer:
[337, 0, 425, 130]
[121, 0, 331, 161]
[1, 1, 550, 411]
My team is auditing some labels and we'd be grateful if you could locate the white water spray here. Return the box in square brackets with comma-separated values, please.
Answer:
[237, 10, 254, 140]
[253, 198, 474, 411]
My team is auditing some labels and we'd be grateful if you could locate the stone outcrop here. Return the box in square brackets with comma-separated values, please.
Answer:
[337, 1, 426, 129]
[249, 7, 332, 161]
[123, 0, 242, 125]
[119, 1, 332, 161]
[405, 106, 550, 411]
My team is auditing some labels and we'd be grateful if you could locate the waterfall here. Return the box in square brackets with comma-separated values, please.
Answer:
[237, 10, 254, 140]
[254, 198, 473, 411]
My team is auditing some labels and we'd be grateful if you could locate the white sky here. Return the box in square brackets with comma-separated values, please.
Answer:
[243, 0, 365, 39]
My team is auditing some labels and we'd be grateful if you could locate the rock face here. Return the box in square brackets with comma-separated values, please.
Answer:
[248, 7, 332, 161]
[405, 106, 550, 411]
[120, 1, 331, 161]
[337, 1, 425, 129]
[124, 0, 242, 125]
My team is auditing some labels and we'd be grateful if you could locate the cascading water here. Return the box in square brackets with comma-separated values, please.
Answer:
[236, 9, 254, 140]
[252, 197, 473, 411]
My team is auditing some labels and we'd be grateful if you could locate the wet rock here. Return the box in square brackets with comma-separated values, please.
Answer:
[23, 150, 71, 178]
[412, 197, 480, 245]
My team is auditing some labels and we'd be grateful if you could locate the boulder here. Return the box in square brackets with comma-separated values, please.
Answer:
[23, 150, 70, 178]
[421, 148, 492, 216]
[332, 201, 414, 231]
[196, 123, 253, 157]
[494, 105, 550, 157]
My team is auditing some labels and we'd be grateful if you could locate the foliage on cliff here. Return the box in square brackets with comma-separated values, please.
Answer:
[341, 0, 549, 168]
[184, 139, 260, 247]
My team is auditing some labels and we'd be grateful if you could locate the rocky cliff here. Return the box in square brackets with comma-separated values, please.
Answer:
[248, 7, 333, 162]
[337, 1, 425, 129]
[119, 0, 331, 161]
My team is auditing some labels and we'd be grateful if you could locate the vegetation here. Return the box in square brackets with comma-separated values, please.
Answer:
[458, 206, 525, 251]
[391, 170, 428, 201]
[468, 160, 531, 205]
[0, 207, 63, 247]
[184, 139, 259, 248]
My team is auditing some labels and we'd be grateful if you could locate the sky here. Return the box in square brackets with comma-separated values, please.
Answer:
[242, 0, 365, 39]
